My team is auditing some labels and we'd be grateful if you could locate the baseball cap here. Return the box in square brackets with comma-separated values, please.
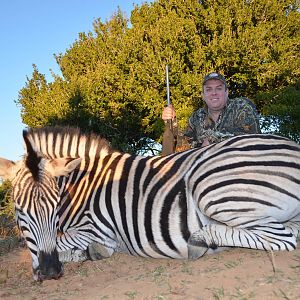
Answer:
[202, 72, 227, 88]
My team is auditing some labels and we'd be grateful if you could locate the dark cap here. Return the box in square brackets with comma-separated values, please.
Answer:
[202, 72, 227, 88]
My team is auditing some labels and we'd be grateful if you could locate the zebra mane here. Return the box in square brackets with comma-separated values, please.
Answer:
[23, 126, 113, 160]
[23, 129, 42, 181]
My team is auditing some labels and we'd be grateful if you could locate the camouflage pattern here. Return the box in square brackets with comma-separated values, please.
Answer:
[178, 97, 261, 149]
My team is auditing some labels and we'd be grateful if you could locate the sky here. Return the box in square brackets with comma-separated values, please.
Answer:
[0, 0, 146, 162]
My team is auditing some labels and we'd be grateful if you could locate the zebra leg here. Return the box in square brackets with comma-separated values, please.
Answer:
[283, 212, 300, 241]
[58, 244, 114, 262]
[58, 243, 114, 262]
[187, 229, 217, 259]
[87, 242, 114, 261]
[58, 249, 89, 263]
[188, 221, 298, 259]
[57, 230, 114, 261]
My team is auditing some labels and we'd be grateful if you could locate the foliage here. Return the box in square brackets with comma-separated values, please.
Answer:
[18, 0, 300, 153]
[0, 180, 17, 238]
[258, 79, 300, 142]
[0, 180, 13, 216]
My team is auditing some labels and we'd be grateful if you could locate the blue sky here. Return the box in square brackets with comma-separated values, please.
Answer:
[0, 0, 145, 162]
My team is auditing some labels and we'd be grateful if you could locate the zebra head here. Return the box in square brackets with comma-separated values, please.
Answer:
[0, 131, 81, 281]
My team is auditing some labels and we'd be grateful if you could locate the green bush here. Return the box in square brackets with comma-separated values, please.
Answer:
[0, 180, 17, 238]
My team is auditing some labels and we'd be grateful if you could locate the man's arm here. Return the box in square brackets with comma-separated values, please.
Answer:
[181, 111, 206, 149]
[228, 99, 261, 135]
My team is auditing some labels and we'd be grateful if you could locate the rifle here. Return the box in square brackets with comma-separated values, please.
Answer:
[162, 65, 176, 155]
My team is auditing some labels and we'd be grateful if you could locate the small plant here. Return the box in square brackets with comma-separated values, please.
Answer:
[124, 290, 137, 299]
[153, 265, 165, 279]
[0, 180, 20, 255]
[206, 287, 225, 300]
[181, 261, 193, 275]
[224, 260, 240, 269]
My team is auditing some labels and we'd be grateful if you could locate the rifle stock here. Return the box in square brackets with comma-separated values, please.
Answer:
[162, 65, 176, 156]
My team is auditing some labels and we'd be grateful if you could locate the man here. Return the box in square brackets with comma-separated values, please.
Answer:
[162, 72, 261, 150]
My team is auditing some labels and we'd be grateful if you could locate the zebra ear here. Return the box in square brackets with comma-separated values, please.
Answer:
[45, 158, 82, 177]
[0, 158, 22, 181]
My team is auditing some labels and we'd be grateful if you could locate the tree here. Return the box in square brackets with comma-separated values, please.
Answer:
[18, 0, 300, 153]
[258, 79, 300, 142]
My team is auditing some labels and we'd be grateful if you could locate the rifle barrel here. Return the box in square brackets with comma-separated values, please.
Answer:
[166, 65, 170, 106]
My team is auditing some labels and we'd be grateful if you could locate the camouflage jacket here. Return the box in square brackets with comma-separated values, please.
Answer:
[178, 97, 261, 149]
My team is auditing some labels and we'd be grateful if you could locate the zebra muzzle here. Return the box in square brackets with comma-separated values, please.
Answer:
[37, 250, 64, 281]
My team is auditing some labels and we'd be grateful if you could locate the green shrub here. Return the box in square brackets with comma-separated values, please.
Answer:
[0, 180, 17, 238]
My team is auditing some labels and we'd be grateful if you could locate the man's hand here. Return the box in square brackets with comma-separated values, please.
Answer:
[162, 105, 176, 121]
[201, 138, 210, 147]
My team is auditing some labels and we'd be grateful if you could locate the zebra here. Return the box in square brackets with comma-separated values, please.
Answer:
[0, 126, 299, 281]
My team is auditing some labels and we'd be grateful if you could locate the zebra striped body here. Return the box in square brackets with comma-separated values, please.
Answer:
[0, 127, 299, 280]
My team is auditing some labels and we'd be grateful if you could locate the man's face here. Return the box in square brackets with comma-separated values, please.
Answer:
[202, 79, 228, 112]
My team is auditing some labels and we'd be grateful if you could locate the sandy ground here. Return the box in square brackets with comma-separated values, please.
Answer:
[0, 245, 300, 300]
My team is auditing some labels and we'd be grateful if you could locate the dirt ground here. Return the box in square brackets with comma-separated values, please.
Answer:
[0, 244, 300, 300]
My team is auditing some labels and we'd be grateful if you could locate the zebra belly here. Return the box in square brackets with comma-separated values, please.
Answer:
[197, 182, 300, 227]
[202, 198, 300, 227]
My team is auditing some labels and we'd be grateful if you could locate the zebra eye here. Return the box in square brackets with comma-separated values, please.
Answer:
[15, 207, 25, 216]
[40, 194, 49, 203]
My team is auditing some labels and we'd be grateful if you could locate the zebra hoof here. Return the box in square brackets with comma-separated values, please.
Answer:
[88, 242, 113, 261]
[187, 231, 209, 260]
[188, 244, 208, 260]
